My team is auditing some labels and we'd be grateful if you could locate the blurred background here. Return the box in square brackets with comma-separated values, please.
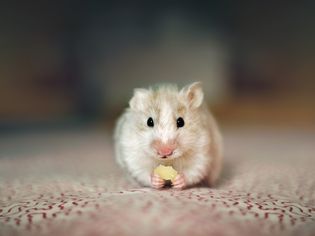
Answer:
[1, 1, 315, 133]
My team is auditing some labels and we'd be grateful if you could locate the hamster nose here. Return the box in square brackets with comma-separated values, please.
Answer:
[157, 146, 174, 157]
[152, 140, 177, 157]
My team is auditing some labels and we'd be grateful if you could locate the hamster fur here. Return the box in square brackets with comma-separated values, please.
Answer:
[114, 82, 223, 189]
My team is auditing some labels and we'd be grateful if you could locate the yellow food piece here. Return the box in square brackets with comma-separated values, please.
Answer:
[154, 165, 178, 181]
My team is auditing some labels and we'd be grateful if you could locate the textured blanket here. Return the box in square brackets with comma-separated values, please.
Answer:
[0, 127, 314, 236]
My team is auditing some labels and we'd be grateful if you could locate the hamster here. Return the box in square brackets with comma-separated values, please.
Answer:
[114, 82, 223, 189]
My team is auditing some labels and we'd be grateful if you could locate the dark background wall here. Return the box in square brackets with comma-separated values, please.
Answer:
[1, 1, 314, 131]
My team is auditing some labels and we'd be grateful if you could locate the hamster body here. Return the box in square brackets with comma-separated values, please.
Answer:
[114, 82, 223, 189]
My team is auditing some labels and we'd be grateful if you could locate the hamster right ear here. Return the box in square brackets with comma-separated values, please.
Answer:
[180, 82, 204, 109]
[129, 88, 150, 111]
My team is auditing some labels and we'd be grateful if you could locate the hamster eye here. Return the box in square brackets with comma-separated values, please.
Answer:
[147, 117, 154, 127]
[176, 117, 185, 128]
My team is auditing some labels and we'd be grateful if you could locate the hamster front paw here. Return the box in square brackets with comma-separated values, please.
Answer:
[172, 173, 186, 189]
[151, 173, 165, 189]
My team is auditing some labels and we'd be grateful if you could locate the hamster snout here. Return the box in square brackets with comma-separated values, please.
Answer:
[152, 139, 177, 158]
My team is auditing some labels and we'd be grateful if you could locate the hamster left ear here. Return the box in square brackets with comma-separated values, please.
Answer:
[180, 82, 204, 108]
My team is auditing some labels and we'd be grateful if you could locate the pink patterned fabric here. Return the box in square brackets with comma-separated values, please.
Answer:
[0, 127, 314, 236]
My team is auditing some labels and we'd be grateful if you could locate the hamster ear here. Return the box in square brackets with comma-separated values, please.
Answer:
[180, 82, 204, 108]
[129, 88, 150, 111]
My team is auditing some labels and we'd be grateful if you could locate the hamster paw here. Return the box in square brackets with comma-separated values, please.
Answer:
[151, 173, 165, 189]
[172, 173, 186, 189]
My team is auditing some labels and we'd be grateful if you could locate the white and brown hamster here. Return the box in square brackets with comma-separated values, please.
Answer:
[114, 82, 223, 189]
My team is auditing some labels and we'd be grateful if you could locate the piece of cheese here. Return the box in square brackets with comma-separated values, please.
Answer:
[154, 165, 178, 181]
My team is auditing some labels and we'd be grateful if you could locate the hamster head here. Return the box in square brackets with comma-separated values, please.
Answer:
[128, 82, 207, 161]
